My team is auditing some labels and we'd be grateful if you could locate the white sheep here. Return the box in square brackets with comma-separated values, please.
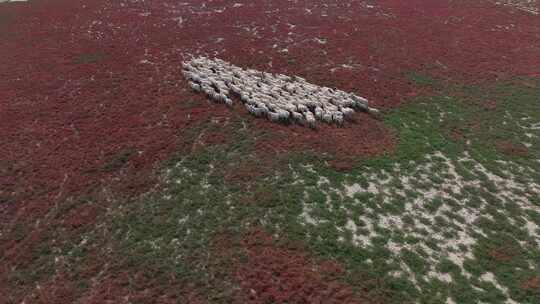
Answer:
[283, 104, 297, 113]
[257, 105, 268, 116]
[253, 107, 267, 117]
[351, 95, 369, 106]
[182, 70, 193, 79]
[202, 86, 214, 96]
[341, 107, 355, 119]
[297, 104, 308, 112]
[304, 112, 316, 128]
[240, 93, 250, 103]
[354, 100, 368, 111]
[368, 107, 380, 114]
[200, 79, 212, 87]
[333, 112, 344, 125]
[217, 93, 228, 103]
[314, 107, 323, 119]
[277, 109, 290, 120]
[229, 84, 241, 95]
[322, 112, 333, 123]
[292, 111, 305, 124]
[305, 100, 317, 109]
[219, 88, 230, 96]
[210, 91, 221, 102]
[245, 103, 256, 114]
[182, 56, 376, 127]
[182, 62, 194, 71]
[268, 111, 280, 122]
[189, 81, 201, 92]
[276, 74, 291, 81]
[255, 102, 269, 113]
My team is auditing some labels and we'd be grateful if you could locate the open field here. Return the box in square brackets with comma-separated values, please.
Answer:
[1, 0, 539, 303]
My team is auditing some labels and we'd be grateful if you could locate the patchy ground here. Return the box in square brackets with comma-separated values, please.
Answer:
[1, 0, 539, 303]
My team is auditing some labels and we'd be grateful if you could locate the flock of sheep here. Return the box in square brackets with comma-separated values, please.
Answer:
[182, 56, 378, 128]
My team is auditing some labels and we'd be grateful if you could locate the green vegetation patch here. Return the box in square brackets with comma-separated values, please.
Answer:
[106, 76, 540, 303]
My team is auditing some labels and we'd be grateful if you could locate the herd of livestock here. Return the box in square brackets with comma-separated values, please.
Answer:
[182, 56, 378, 128]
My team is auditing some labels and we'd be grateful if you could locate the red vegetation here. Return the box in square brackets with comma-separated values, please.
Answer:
[253, 113, 394, 159]
[482, 100, 498, 111]
[495, 139, 529, 156]
[223, 155, 276, 186]
[232, 229, 367, 304]
[2, 0, 538, 209]
[521, 276, 540, 293]
[1, 0, 539, 301]
[488, 245, 519, 262]
[447, 127, 465, 142]
[73, 270, 186, 304]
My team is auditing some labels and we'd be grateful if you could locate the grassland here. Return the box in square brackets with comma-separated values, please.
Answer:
[1, 1, 539, 303]
[95, 77, 540, 303]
